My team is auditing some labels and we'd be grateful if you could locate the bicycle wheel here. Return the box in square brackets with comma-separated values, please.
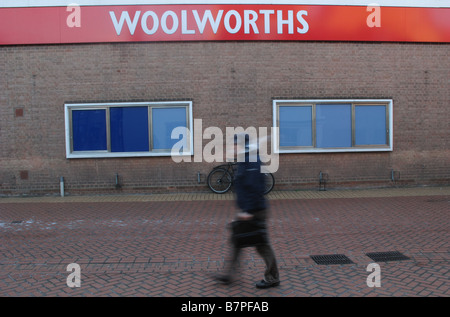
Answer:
[263, 173, 275, 194]
[207, 168, 233, 194]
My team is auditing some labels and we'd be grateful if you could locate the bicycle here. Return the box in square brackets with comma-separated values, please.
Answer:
[207, 161, 275, 194]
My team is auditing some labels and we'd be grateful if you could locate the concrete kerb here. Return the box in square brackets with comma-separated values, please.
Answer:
[0, 186, 449, 203]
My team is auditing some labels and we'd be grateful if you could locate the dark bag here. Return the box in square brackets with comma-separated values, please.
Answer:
[230, 219, 268, 248]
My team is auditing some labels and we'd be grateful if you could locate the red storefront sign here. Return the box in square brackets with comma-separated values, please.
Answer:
[1, 4, 449, 45]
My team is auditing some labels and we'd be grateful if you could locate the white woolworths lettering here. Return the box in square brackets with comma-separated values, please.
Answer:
[297, 10, 309, 34]
[109, 9, 309, 36]
[224, 10, 241, 34]
[161, 11, 178, 34]
[193, 10, 223, 34]
[142, 11, 158, 34]
[110, 10, 141, 35]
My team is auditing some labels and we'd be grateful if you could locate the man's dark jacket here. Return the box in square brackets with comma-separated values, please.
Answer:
[234, 153, 267, 214]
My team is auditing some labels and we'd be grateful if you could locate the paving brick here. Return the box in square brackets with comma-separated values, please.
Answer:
[0, 188, 448, 297]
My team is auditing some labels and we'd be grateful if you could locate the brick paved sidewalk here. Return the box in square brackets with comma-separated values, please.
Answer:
[0, 187, 449, 298]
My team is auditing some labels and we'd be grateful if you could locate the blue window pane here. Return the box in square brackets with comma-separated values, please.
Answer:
[110, 107, 149, 152]
[279, 106, 312, 147]
[355, 106, 386, 145]
[152, 107, 187, 150]
[316, 104, 351, 148]
[72, 109, 107, 151]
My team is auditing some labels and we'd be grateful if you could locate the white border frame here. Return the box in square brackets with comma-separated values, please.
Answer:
[64, 101, 193, 159]
[2, 1, 449, 8]
[272, 99, 393, 154]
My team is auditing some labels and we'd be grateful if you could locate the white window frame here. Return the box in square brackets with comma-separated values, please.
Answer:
[273, 99, 393, 153]
[65, 101, 193, 158]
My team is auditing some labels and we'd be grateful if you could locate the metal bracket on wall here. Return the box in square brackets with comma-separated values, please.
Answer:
[319, 171, 329, 191]
[390, 169, 400, 183]
[115, 173, 122, 189]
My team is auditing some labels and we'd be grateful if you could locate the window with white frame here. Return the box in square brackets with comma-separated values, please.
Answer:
[65, 101, 193, 158]
[273, 99, 393, 153]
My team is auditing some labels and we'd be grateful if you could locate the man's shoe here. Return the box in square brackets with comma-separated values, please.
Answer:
[255, 279, 280, 289]
[213, 274, 232, 285]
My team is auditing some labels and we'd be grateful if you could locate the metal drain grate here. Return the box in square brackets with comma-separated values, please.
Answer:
[365, 251, 410, 262]
[310, 254, 354, 265]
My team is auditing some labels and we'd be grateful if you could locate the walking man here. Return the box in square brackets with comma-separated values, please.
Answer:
[215, 133, 280, 289]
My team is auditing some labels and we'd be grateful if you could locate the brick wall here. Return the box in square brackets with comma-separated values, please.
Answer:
[0, 41, 449, 195]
